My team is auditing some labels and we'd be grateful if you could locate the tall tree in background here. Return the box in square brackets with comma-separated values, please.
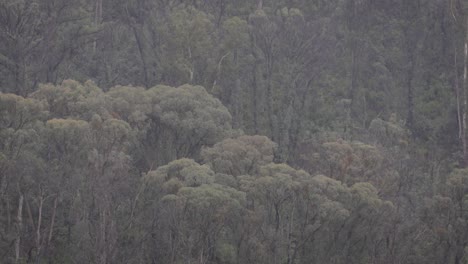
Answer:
[2, 1, 468, 263]
[0, 0, 96, 94]
[451, 0, 468, 166]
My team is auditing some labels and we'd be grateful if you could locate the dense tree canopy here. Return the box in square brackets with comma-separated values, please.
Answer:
[1, 0, 468, 263]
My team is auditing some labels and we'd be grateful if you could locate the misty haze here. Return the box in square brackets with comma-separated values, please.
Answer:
[0, 0, 467, 263]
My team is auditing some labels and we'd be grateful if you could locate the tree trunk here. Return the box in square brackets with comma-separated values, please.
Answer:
[252, 62, 259, 134]
[286, 204, 295, 264]
[463, 16, 468, 166]
[48, 196, 58, 245]
[132, 25, 150, 88]
[93, 0, 103, 53]
[233, 49, 243, 129]
[407, 59, 415, 130]
[455, 41, 463, 141]
[7, 196, 11, 232]
[15, 194, 23, 264]
[42, 195, 58, 260]
[257, 0, 263, 10]
[35, 194, 44, 262]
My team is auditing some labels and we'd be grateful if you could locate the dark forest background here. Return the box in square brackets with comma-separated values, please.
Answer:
[1, 0, 468, 263]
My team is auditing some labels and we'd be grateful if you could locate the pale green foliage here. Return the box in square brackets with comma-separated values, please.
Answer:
[31, 80, 104, 118]
[307, 175, 351, 221]
[322, 140, 383, 182]
[0, 0, 462, 262]
[88, 116, 133, 182]
[145, 159, 215, 192]
[0, 93, 46, 129]
[149, 84, 232, 145]
[45, 118, 91, 183]
[297, 136, 400, 196]
[222, 17, 249, 50]
[202, 135, 276, 176]
[369, 117, 409, 146]
[167, 7, 213, 55]
[106, 85, 149, 125]
[447, 169, 468, 207]
[0, 93, 46, 174]
[177, 184, 246, 214]
[240, 163, 304, 194]
[158, 183, 246, 264]
[216, 242, 237, 264]
[277, 7, 304, 23]
[45, 118, 90, 148]
[239, 162, 308, 247]
[91, 117, 133, 150]
[106, 84, 232, 168]
[349, 182, 390, 214]
[158, 7, 215, 84]
[140, 157, 246, 264]
[310, 175, 350, 201]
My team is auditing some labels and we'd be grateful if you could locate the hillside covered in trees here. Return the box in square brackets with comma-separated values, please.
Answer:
[1, 0, 468, 263]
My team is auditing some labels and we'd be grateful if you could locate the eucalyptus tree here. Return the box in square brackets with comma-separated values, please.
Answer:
[0, 0, 96, 95]
[137, 158, 246, 264]
[108, 84, 232, 169]
[201, 135, 276, 177]
[0, 93, 46, 263]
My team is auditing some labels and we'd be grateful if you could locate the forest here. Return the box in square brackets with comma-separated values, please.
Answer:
[1, 0, 468, 263]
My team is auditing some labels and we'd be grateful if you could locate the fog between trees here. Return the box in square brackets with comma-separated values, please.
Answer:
[1, 0, 468, 263]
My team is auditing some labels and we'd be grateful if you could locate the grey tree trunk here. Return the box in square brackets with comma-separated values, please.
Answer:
[15, 194, 23, 264]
